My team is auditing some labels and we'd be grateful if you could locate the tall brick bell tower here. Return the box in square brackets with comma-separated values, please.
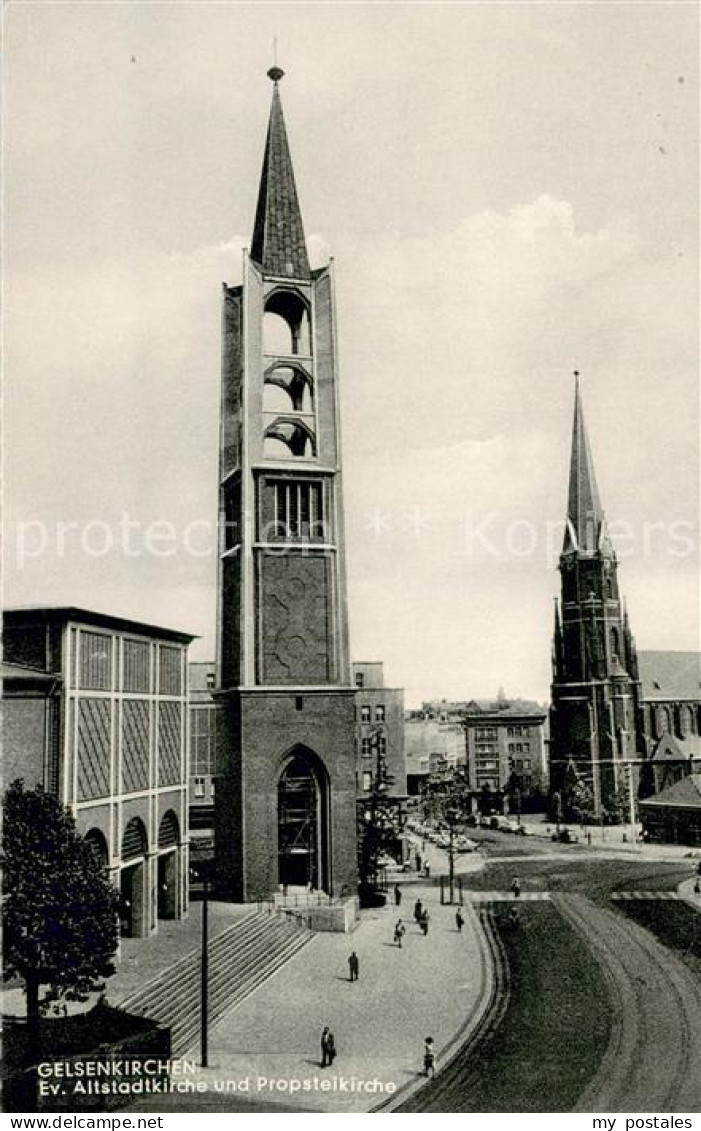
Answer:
[214, 67, 358, 901]
[549, 376, 644, 821]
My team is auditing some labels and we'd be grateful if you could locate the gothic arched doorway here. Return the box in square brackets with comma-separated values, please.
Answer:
[278, 751, 329, 892]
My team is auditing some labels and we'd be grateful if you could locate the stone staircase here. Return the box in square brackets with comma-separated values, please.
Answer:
[117, 910, 314, 1056]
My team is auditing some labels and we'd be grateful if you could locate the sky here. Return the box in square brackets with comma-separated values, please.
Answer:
[5, 1, 699, 706]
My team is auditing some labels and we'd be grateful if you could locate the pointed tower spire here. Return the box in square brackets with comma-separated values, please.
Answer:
[250, 67, 311, 280]
[562, 373, 613, 557]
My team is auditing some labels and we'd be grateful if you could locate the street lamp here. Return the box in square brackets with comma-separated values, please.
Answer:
[446, 807, 458, 905]
[201, 870, 209, 1068]
[191, 864, 210, 1068]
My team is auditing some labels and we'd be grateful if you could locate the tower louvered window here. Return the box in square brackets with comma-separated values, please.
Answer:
[274, 481, 323, 540]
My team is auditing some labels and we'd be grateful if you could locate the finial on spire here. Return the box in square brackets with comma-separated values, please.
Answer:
[268, 39, 284, 84]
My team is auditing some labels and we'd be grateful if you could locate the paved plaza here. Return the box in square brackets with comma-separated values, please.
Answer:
[180, 882, 491, 1113]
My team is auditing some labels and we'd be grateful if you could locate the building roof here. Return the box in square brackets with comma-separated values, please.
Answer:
[562, 377, 613, 558]
[638, 651, 701, 701]
[250, 70, 310, 280]
[3, 606, 196, 644]
[639, 774, 701, 810]
[463, 699, 547, 721]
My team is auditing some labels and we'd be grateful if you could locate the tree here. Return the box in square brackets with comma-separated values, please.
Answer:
[568, 780, 596, 824]
[357, 739, 403, 893]
[601, 783, 627, 825]
[2, 780, 120, 1057]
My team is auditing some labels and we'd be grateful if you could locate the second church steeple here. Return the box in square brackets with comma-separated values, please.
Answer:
[549, 376, 642, 822]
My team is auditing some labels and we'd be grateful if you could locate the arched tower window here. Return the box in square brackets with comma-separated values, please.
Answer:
[610, 627, 620, 660]
[263, 419, 316, 459]
[263, 364, 314, 414]
[263, 289, 311, 357]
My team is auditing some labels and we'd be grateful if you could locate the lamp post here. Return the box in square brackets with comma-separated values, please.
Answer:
[189, 864, 209, 1067]
[446, 807, 458, 905]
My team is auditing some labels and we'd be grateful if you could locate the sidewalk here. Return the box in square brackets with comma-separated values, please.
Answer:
[678, 875, 701, 908]
[180, 883, 491, 1113]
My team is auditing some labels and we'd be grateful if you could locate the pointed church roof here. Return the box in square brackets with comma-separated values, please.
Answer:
[562, 375, 613, 557]
[250, 69, 310, 280]
[639, 773, 701, 809]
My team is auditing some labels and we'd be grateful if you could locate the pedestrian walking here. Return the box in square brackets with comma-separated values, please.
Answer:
[320, 1026, 336, 1067]
[423, 1036, 435, 1077]
[394, 883, 402, 907]
[394, 919, 406, 948]
[348, 951, 359, 982]
[414, 898, 423, 924]
[455, 909, 464, 933]
[420, 910, 430, 936]
[424, 862, 431, 879]
[511, 876, 521, 898]
[415, 852, 422, 872]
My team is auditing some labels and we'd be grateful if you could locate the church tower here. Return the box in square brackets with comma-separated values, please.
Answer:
[214, 68, 358, 901]
[549, 377, 643, 820]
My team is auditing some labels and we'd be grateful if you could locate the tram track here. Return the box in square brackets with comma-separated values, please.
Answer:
[555, 893, 701, 1112]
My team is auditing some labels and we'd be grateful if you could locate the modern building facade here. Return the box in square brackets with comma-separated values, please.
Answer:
[353, 662, 406, 799]
[463, 699, 548, 797]
[3, 606, 193, 937]
[213, 69, 357, 900]
[549, 380, 644, 819]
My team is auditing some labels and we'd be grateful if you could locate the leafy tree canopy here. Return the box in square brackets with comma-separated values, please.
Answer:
[2, 780, 120, 1013]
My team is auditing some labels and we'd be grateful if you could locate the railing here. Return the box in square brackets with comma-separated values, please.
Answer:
[261, 903, 313, 929]
[257, 886, 357, 928]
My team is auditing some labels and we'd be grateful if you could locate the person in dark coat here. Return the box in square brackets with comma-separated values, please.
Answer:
[423, 1036, 435, 1077]
[414, 898, 423, 924]
[420, 910, 429, 936]
[348, 951, 359, 981]
[455, 909, 464, 933]
[511, 876, 521, 898]
[394, 919, 406, 948]
[394, 883, 402, 906]
[321, 1026, 336, 1067]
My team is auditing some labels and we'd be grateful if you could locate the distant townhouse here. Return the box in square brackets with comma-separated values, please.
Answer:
[463, 698, 548, 798]
[353, 662, 406, 799]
